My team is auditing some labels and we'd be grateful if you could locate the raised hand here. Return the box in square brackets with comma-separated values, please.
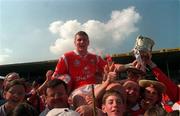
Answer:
[46, 70, 54, 81]
[104, 62, 118, 82]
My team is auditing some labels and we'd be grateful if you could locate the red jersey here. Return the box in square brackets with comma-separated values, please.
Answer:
[152, 67, 180, 112]
[53, 50, 106, 90]
[152, 67, 179, 103]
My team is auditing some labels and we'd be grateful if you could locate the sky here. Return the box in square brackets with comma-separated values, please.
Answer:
[0, 0, 179, 65]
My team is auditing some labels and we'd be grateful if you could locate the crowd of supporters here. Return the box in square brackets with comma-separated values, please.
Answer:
[0, 31, 179, 116]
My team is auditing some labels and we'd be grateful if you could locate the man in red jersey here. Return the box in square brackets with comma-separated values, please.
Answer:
[52, 31, 106, 93]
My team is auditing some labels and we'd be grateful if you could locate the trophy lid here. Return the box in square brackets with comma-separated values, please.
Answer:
[134, 35, 155, 52]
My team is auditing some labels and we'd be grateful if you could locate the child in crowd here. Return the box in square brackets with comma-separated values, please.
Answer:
[102, 90, 126, 116]
[0, 79, 27, 116]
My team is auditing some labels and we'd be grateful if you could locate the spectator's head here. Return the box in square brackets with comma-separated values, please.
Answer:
[127, 69, 145, 82]
[123, 80, 140, 106]
[3, 79, 26, 107]
[45, 79, 68, 109]
[11, 102, 38, 116]
[102, 90, 126, 116]
[106, 82, 127, 103]
[144, 106, 166, 116]
[139, 80, 166, 105]
[3, 72, 20, 89]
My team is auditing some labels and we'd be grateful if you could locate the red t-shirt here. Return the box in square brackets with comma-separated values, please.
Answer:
[53, 50, 106, 90]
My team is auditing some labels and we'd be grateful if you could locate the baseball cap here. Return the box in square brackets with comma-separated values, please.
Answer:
[139, 79, 166, 93]
[46, 108, 80, 116]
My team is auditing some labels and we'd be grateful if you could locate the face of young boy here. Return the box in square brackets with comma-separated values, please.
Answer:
[102, 95, 125, 116]
[144, 86, 159, 105]
[5, 84, 26, 105]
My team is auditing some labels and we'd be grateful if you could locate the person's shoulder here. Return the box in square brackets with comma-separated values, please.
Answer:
[65, 50, 74, 54]
[64, 51, 75, 56]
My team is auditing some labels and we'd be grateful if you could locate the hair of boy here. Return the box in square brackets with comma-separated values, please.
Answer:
[102, 90, 125, 105]
[4, 78, 27, 92]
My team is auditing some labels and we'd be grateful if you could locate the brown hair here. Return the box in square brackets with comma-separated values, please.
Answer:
[5, 72, 20, 80]
[144, 106, 166, 116]
[45, 79, 67, 95]
[102, 90, 125, 104]
[75, 31, 89, 39]
[4, 78, 27, 92]
[11, 102, 38, 116]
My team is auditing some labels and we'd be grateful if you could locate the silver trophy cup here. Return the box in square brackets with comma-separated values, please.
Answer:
[134, 35, 155, 52]
[132, 35, 155, 73]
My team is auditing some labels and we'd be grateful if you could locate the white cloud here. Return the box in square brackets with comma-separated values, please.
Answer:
[50, 38, 74, 55]
[0, 48, 13, 64]
[49, 21, 64, 34]
[49, 6, 141, 55]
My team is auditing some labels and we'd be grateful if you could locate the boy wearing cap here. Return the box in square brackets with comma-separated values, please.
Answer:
[144, 53, 179, 112]
[139, 79, 166, 111]
[146, 60, 179, 103]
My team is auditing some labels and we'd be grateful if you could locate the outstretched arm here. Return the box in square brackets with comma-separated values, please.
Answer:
[145, 53, 179, 102]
